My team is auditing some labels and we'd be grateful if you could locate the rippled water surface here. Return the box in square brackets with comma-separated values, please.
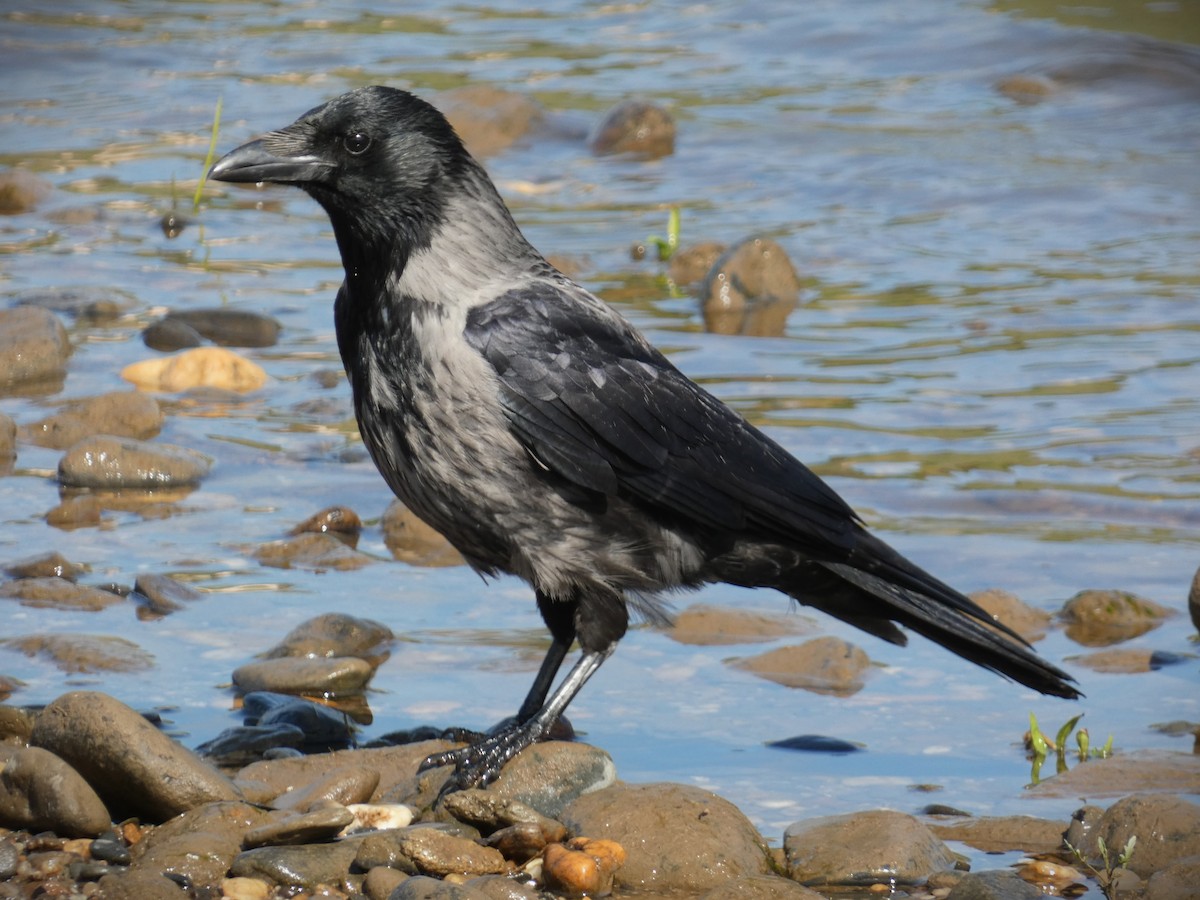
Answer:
[2, 0, 1199, 841]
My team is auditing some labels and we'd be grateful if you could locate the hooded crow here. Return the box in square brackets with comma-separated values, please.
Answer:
[210, 86, 1079, 794]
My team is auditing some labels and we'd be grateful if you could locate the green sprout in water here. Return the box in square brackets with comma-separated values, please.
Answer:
[1065, 834, 1137, 900]
[645, 207, 680, 261]
[1026, 711, 1114, 785]
[194, 96, 223, 213]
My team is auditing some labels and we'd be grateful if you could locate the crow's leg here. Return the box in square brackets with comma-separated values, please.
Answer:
[420, 586, 626, 796]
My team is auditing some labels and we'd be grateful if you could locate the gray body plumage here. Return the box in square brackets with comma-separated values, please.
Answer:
[210, 85, 1079, 793]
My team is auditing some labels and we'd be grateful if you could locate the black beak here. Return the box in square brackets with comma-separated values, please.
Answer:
[209, 138, 330, 186]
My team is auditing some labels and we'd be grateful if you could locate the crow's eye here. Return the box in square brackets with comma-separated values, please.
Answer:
[343, 132, 371, 155]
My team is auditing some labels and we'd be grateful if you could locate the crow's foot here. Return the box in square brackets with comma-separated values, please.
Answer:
[419, 717, 548, 798]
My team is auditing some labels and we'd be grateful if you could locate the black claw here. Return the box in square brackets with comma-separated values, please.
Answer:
[418, 718, 548, 798]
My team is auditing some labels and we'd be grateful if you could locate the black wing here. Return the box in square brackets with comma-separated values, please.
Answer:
[464, 281, 859, 558]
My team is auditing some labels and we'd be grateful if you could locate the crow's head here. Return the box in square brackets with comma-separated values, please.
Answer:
[210, 86, 470, 250]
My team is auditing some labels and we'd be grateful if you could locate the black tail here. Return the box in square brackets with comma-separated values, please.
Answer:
[793, 531, 1081, 700]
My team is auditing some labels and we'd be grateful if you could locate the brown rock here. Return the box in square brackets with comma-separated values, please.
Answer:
[58, 435, 211, 489]
[442, 86, 544, 159]
[969, 588, 1052, 643]
[1072, 793, 1200, 879]
[668, 242, 726, 287]
[31, 691, 242, 822]
[96, 869, 190, 899]
[731, 636, 870, 695]
[253, 531, 375, 571]
[589, 99, 675, 158]
[1029, 749, 1200, 798]
[666, 603, 809, 645]
[0, 746, 111, 836]
[926, 814, 1065, 854]
[121, 346, 267, 393]
[391, 827, 507, 877]
[0, 412, 15, 467]
[289, 505, 362, 540]
[784, 809, 957, 887]
[232, 655, 375, 696]
[2, 551, 84, 581]
[20, 391, 163, 450]
[0, 168, 51, 214]
[132, 801, 270, 886]
[3, 634, 152, 673]
[0, 306, 71, 392]
[383, 499, 463, 567]
[1145, 854, 1200, 900]
[270, 765, 380, 813]
[563, 782, 770, 892]
[1069, 647, 1168, 674]
[542, 838, 625, 896]
[699, 237, 800, 336]
[0, 578, 123, 612]
[1059, 589, 1173, 646]
[241, 804, 355, 848]
[265, 611, 393, 663]
[45, 493, 105, 529]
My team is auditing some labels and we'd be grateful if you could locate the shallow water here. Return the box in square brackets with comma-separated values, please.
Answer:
[2, 0, 1199, 847]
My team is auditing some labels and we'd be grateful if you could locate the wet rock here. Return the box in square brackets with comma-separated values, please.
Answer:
[132, 572, 203, 617]
[731, 636, 871, 695]
[366, 865, 408, 899]
[45, 493, 105, 529]
[542, 837, 625, 896]
[270, 763, 381, 812]
[1070, 646, 1191, 673]
[383, 499, 464, 567]
[1145, 855, 1200, 900]
[143, 316, 205, 351]
[0, 746, 111, 836]
[0, 707, 37, 744]
[968, 588, 1053, 643]
[699, 874, 827, 900]
[1030, 749, 1200, 797]
[389, 874, 492, 900]
[145, 308, 282, 350]
[3, 550, 84, 581]
[784, 809, 958, 888]
[0, 307, 71, 392]
[235, 741, 452, 808]
[253, 531, 375, 571]
[383, 827, 507, 877]
[668, 241, 726, 288]
[221, 877, 273, 900]
[442, 86, 544, 159]
[3, 633, 152, 673]
[20, 391, 163, 450]
[0, 413, 16, 469]
[121, 346, 268, 393]
[265, 612, 395, 663]
[1188, 565, 1200, 634]
[945, 868, 1043, 899]
[0, 168, 51, 213]
[0, 577, 123, 612]
[195, 724, 307, 766]
[233, 655, 375, 697]
[699, 237, 801, 337]
[926, 814, 1065, 854]
[132, 801, 269, 887]
[564, 782, 770, 892]
[1068, 793, 1200, 879]
[589, 99, 675, 158]
[766, 734, 861, 754]
[995, 74, 1059, 105]
[423, 741, 615, 821]
[244, 693, 358, 747]
[57, 435, 212, 489]
[462, 873, 540, 900]
[667, 603, 808, 645]
[441, 790, 566, 842]
[96, 868, 191, 899]
[242, 805, 355, 848]
[1014, 857, 1084, 893]
[229, 838, 362, 888]
[0, 676, 23, 703]
[13, 287, 132, 320]
[290, 505, 363, 543]
[30, 691, 242, 822]
[1059, 588, 1173, 646]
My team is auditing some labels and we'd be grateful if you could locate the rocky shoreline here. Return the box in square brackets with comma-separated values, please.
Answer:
[2, 681, 1200, 900]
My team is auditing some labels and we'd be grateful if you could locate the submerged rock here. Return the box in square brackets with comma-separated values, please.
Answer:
[589, 99, 675, 158]
[20, 391, 163, 450]
[264, 612, 394, 663]
[3, 634, 152, 673]
[731, 636, 871, 695]
[1059, 589, 1174, 646]
[0, 306, 71, 393]
[699, 237, 801, 336]
[121, 346, 268, 393]
[666, 603, 809, 645]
